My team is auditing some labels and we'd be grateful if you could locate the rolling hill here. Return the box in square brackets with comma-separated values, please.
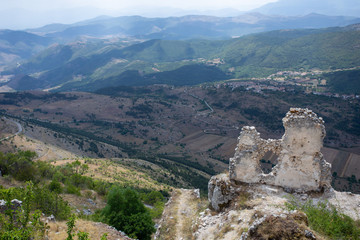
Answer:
[0, 30, 53, 67]
[3, 24, 360, 92]
[220, 26, 360, 76]
[0, 12, 359, 74]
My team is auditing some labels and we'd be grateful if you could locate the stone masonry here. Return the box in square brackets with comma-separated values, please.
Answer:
[209, 108, 332, 211]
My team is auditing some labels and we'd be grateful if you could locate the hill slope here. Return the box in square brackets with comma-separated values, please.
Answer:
[0, 30, 53, 67]
[3, 24, 360, 91]
[222, 26, 360, 77]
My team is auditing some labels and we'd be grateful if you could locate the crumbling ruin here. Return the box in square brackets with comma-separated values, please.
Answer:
[209, 108, 332, 211]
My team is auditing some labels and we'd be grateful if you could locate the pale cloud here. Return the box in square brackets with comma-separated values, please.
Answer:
[2, 0, 278, 11]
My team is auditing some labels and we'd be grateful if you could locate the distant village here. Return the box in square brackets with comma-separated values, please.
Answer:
[215, 68, 360, 100]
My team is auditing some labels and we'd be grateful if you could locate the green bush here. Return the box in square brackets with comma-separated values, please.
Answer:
[65, 183, 81, 196]
[102, 187, 155, 240]
[304, 201, 360, 239]
[52, 171, 65, 182]
[286, 198, 360, 240]
[149, 201, 165, 219]
[93, 180, 110, 196]
[0, 151, 38, 182]
[142, 191, 164, 205]
[33, 185, 71, 221]
[36, 161, 56, 179]
[48, 180, 63, 194]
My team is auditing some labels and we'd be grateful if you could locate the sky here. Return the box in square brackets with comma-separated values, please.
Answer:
[0, 0, 278, 29]
[2, 0, 277, 12]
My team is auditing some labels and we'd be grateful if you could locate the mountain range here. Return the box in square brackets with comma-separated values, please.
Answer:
[253, 0, 360, 17]
[29, 13, 360, 41]
[1, 0, 360, 30]
[0, 0, 359, 92]
[0, 13, 359, 69]
[2, 24, 360, 92]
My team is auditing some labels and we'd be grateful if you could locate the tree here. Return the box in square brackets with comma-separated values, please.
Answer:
[102, 187, 155, 240]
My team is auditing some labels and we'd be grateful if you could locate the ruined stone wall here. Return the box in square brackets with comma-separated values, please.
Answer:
[229, 108, 331, 192]
[209, 108, 333, 211]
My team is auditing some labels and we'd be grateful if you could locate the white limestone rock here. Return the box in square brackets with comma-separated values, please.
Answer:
[208, 174, 235, 212]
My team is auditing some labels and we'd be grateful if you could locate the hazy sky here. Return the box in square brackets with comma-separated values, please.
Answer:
[0, 0, 279, 29]
[2, 0, 277, 11]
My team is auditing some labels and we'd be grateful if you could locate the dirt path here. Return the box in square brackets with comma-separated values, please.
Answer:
[174, 189, 198, 240]
[156, 189, 202, 240]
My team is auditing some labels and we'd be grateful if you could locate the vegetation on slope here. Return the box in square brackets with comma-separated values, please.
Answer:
[79, 64, 230, 91]
[0, 150, 169, 239]
[0, 182, 49, 239]
[101, 187, 155, 240]
[286, 198, 360, 240]
[221, 28, 360, 77]
[323, 69, 360, 94]
[4, 24, 360, 91]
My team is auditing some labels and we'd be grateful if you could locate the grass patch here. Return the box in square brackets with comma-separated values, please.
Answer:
[285, 198, 360, 240]
[215, 222, 234, 239]
[238, 191, 251, 209]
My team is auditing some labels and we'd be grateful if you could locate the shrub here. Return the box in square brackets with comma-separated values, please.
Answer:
[48, 180, 63, 194]
[33, 185, 71, 221]
[52, 171, 65, 182]
[65, 183, 81, 196]
[149, 201, 164, 219]
[142, 191, 164, 205]
[0, 151, 38, 181]
[102, 187, 155, 240]
[36, 161, 56, 179]
[93, 180, 110, 196]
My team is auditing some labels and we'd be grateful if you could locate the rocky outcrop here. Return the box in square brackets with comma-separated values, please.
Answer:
[210, 108, 333, 211]
[208, 174, 235, 211]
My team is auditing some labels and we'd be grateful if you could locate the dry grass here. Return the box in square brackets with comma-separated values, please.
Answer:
[46, 219, 128, 240]
[52, 158, 171, 191]
[237, 191, 251, 209]
[214, 222, 234, 240]
[0, 175, 25, 188]
[156, 190, 181, 240]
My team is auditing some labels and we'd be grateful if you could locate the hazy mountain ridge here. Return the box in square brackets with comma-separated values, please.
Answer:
[253, 0, 360, 17]
[0, 30, 53, 67]
[28, 13, 360, 41]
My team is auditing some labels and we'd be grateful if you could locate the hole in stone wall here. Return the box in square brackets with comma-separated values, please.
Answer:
[260, 151, 279, 174]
